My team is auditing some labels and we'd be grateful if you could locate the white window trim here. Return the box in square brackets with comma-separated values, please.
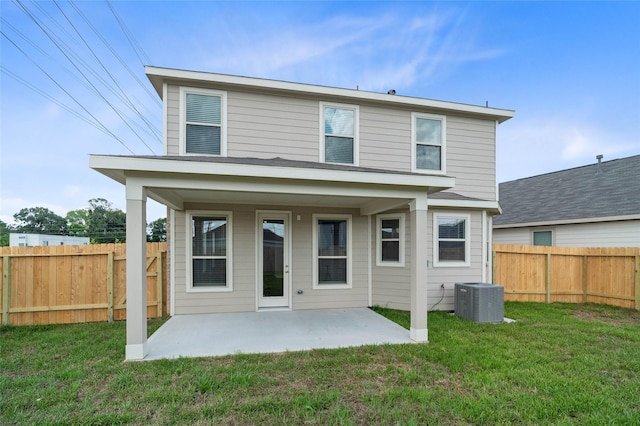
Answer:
[186, 210, 233, 293]
[319, 101, 359, 166]
[411, 112, 446, 175]
[433, 212, 470, 267]
[532, 228, 554, 246]
[179, 86, 228, 157]
[376, 213, 405, 267]
[312, 213, 353, 289]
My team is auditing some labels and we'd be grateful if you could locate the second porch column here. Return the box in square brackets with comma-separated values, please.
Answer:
[125, 183, 148, 360]
[409, 195, 429, 342]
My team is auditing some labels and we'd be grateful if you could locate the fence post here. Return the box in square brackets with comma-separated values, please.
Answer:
[545, 253, 551, 304]
[156, 250, 163, 317]
[107, 252, 114, 323]
[2, 256, 11, 326]
[582, 255, 588, 304]
[635, 255, 640, 311]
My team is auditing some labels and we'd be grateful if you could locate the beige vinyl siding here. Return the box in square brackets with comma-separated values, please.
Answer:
[171, 204, 369, 315]
[359, 106, 411, 172]
[293, 207, 369, 309]
[443, 116, 496, 200]
[371, 210, 411, 310]
[372, 208, 485, 312]
[427, 209, 484, 311]
[226, 92, 320, 161]
[166, 85, 180, 155]
[165, 86, 499, 204]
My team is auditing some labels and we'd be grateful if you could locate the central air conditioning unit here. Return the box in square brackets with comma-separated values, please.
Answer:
[454, 283, 504, 323]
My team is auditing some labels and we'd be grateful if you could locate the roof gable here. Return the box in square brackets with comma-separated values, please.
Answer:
[494, 155, 640, 226]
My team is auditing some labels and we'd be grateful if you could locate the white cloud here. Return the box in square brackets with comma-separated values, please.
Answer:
[186, 6, 504, 93]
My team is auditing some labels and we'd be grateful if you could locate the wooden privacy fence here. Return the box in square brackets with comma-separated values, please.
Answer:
[493, 244, 640, 310]
[0, 242, 167, 326]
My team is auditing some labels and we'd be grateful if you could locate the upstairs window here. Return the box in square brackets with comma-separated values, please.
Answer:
[412, 113, 446, 173]
[433, 213, 470, 267]
[321, 103, 359, 165]
[181, 87, 227, 156]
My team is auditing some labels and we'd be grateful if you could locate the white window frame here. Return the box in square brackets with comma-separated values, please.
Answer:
[312, 214, 352, 289]
[376, 213, 405, 267]
[319, 102, 359, 166]
[180, 86, 228, 156]
[186, 210, 233, 293]
[433, 212, 470, 267]
[411, 112, 446, 174]
[532, 229, 554, 246]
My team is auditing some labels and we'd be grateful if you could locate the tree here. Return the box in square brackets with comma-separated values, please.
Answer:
[66, 209, 90, 237]
[13, 207, 67, 235]
[85, 198, 126, 244]
[147, 217, 167, 242]
[0, 220, 12, 246]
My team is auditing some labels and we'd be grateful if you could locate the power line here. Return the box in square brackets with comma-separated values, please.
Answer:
[1, 29, 136, 154]
[106, 0, 151, 65]
[14, 0, 156, 154]
[66, 0, 162, 139]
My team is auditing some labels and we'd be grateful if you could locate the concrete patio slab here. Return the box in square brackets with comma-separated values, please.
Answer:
[143, 308, 414, 360]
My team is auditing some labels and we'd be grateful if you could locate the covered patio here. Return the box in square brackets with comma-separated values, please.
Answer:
[90, 155, 455, 361]
[143, 308, 413, 360]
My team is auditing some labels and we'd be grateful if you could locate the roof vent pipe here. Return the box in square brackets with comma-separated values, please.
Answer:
[596, 154, 604, 174]
[387, 89, 396, 95]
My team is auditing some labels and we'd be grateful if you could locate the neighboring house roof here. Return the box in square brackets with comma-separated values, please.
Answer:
[494, 155, 640, 227]
[145, 66, 514, 124]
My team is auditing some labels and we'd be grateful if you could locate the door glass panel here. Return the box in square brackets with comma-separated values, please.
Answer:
[263, 219, 284, 297]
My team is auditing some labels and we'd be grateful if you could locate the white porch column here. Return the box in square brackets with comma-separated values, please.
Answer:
[125, 183, 148, 360]
[409, 195, 429, 342]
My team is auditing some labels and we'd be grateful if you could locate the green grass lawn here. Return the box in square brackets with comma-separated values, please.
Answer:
[2, 302, 639, 425]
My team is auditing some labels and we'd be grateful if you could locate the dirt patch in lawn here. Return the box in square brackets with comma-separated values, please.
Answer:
[572, 307, 640, 326]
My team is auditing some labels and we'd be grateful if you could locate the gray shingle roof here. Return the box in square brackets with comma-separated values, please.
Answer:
[494, 155, 640, 226]
[125, 155, 446, 177]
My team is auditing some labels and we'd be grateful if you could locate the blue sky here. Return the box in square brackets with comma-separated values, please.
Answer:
[1, 1, 639, 224]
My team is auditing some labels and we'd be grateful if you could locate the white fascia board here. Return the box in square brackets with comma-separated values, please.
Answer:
[493, 214, 640, 229]
[427, 198, 501, 213]
[145, 66, 514, 123]
[89, 155, 455, 190]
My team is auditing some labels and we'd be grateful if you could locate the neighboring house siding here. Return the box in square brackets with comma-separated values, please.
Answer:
[556, 220, 639, 247]
[372, 209, 485, 312]
[494, 220, 640, 248]
[492, 228, 531, 245]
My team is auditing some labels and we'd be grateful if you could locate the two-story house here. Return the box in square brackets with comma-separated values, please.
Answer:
[90, 66, 514, 360]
